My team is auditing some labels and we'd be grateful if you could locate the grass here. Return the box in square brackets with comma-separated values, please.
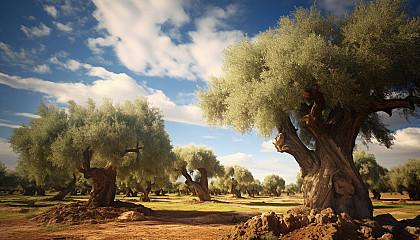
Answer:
[1, 192, 419, 220]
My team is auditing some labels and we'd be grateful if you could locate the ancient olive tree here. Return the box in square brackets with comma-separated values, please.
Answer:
[10, 102, 76, 200]
[214, 165, 254, 198]
[262, 174, 285, 197]
[116, 98, 173, 202]
[389, 158, 420, 200]
[354, 150, 389, 200]
[31, 97, 162, 207]
[173, 144, 223, 201]
[198, 0, 420, 219]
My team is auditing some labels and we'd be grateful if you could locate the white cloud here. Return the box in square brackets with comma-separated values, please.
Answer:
[33, 64, 51, 74]
[357, 127, 420, 169]
[0, 122, 21, 129]
[201, 136, 216, 139]
[0, 138, 18, 169]
[54, 21, 72, 32]
[87, 36, 119, 54]
[44, 5, 58, 18]
[232, 137, 247, 143]
[318, 0, 357, 17]
[20, 23, 51, 38]
[90, 0, 244, 81]
[219, 152, 253, 166]
[0, 64, 204, 126]
[219, 152, 299, 183]
[261, 140, 276, 152]
[15, 112, 40, 118]
[0, 41, 34, 66]
[65, 59, 81, 71]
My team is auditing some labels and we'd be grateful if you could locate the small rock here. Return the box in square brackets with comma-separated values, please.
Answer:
[117, 211, 146, 221]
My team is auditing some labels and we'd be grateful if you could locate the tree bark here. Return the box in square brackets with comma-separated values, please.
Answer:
[181, 167, 211, 201]
[77, 148, 117, 207]
[231, 178, 242, 198]
[48, 174, 76, 201]
[272, 86, 377, 219]
[137, 181, 152, 202]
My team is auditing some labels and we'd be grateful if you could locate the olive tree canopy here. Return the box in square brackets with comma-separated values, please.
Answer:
[198, 0, 420, 219]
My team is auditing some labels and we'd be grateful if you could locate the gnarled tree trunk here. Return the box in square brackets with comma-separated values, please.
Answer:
[231, 178, 242, 198]
[77, 148, 117, 207]
[137, 181, 152, 202]
[48, 174, 77, 201]
[181, 167, 211, 201]
[272, 86, 376, 219]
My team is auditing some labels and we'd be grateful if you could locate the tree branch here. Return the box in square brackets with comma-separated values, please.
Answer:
[301, 85, 327, 135]
[367, 96, 419, 115]
[273, 115, 319, 176]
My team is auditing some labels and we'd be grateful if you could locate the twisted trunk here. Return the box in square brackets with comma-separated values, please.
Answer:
[77, 148, 116, 207]
[181, 167, 211, 201]
[231, 178, 242, 198]
[49, 174, 76, 201]
[137, 181, 153, 202]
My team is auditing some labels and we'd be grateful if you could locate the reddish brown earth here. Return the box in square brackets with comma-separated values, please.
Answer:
[1, 203, 255, 240]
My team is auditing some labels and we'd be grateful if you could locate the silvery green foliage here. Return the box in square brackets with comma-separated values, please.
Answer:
[199, 0, 420, 142]
[10, 101, 72, 187]
[173, 144, 223, 178]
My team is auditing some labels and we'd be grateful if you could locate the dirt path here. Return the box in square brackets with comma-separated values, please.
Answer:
[1, 211, 257, 240]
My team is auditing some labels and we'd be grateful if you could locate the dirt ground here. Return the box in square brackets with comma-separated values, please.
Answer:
[1, 210, 256, 240]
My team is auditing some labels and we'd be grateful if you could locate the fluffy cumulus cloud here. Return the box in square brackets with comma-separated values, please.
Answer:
[33, 64, 51, 74]
[21, 23, 51, 38]
[219, 152, 299, 183]
[0, 60, 203, 126]
[357, 127, 420, 169]
[54, 21, 73, 32]
[90, 0, 244, 81]
[261, 140, 276, 152]
[44, 5, 58, 18]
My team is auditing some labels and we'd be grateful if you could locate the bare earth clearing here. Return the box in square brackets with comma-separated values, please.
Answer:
[0, 194, 419, 240]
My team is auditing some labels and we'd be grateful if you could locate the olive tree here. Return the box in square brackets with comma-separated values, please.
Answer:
[11, 97, 166, 207]
[10, 102, 76, 200]
[173, 144, 223, 201]
[262, 174, 285, 197]
[198, 0, 420, 219]
[389, 158, 420, 200]
[214, 165, 254, 198]
[117, 99, 173, 202]
[354, 149, 389, 199]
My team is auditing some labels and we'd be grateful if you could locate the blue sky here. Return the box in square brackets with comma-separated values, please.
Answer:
[1, 0, 420, 184]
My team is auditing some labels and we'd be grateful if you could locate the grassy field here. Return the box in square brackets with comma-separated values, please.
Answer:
[0, 192, 419, 220]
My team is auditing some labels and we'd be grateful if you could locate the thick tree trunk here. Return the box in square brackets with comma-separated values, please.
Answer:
[137, 181, 152, 202]
[300, 151, 373, 219]
[181, 168, 211, 201]
[83, 165, 116, 207]
[48, 174, 76, 201]
[231, 178, 242, 198]
[77, 148, 117, 207]
[273, 112, 373, 219]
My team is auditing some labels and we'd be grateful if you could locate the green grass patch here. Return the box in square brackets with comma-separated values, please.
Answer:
[373, 203, 420, 210]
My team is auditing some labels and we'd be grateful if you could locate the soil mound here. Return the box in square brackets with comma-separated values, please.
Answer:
[32, 200, 153, 225]
[227, 207, 420, 239]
